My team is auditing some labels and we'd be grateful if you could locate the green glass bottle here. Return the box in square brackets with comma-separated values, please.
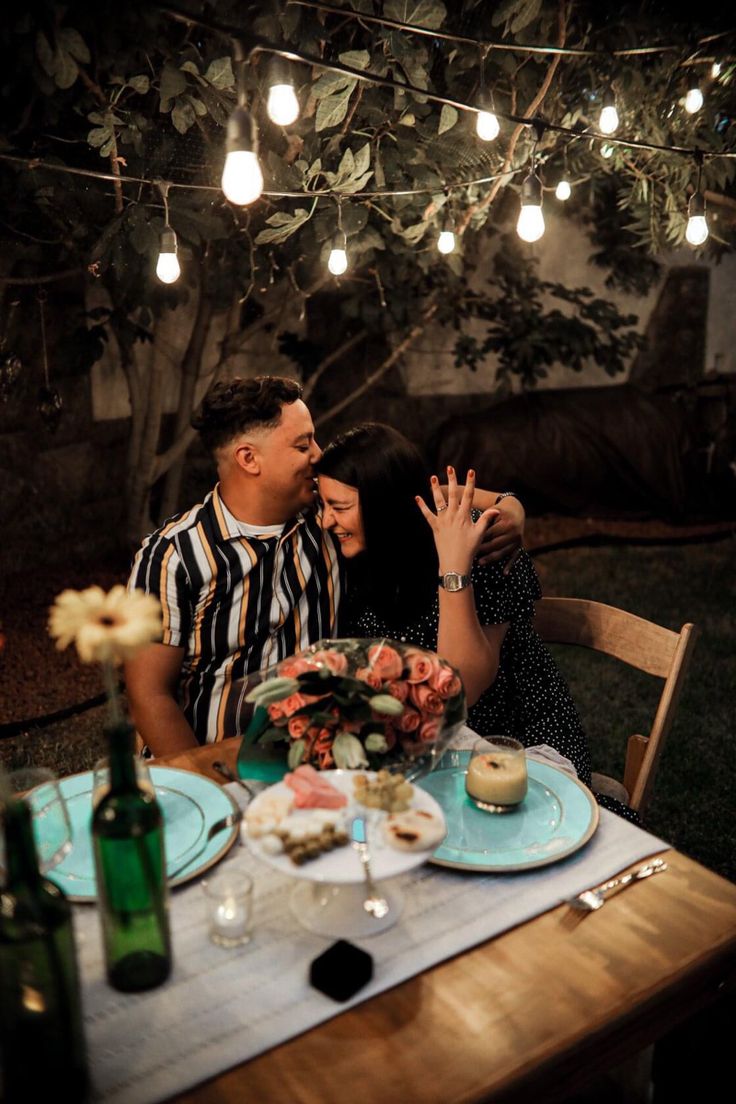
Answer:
[92, 723, 172, 991]
[0, 796, 90, 1101]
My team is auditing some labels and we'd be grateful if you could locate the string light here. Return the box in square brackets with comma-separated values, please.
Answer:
[599, 86, 619, 135]
[711, 62, 721, 78]
[437, 229, 456, 253]
[686, 157, 709, 245]
[155, 182, 181, 284]
[475, 50, 499, 142]
[517, 124, 545, 242]
[266, 57, 300, 126]
[327, 200, 348, 274]
[601, 143, 615, 159]
[222, 42, 264, 205]
[685, 81, 704, 114]
[555, 179, 571, 201]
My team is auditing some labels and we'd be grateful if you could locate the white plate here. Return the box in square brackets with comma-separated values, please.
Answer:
[244, 770, 446, 885]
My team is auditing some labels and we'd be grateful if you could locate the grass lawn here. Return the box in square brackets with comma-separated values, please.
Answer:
[534, 537, 736, 883]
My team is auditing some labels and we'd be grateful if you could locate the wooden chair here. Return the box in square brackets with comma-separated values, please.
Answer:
[533, 597, 699, 818]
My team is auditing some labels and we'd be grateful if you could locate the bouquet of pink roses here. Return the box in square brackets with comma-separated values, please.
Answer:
[241, 638, 466, 773]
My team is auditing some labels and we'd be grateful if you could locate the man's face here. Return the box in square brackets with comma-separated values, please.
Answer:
[250, 399, 322, 517]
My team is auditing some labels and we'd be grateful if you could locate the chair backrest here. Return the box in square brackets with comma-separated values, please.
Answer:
[533, 597, 699, 817]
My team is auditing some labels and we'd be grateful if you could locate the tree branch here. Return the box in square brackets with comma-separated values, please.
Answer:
[0, 268, 83, 285]
[77, 68, 124, 214]
[314, 302, 438, 428]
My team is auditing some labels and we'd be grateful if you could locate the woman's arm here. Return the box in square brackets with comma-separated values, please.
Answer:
[416, 469, 508, 706]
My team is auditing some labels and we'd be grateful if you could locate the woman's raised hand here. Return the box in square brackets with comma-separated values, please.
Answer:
[415, 466, 500, 577]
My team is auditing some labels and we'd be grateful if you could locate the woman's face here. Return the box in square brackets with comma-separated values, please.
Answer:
[318, 475, 365, 557]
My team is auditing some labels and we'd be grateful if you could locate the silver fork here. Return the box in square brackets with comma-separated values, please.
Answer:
[168, 809, 243, 883]
[350, 816, 389, 919]
[566, 857, 668, 911]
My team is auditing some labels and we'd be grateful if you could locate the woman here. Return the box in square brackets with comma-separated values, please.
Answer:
[316, 422, 605, 804]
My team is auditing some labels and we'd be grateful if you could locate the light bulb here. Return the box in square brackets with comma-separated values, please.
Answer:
[686, 193, 709, 245]
[476, 110, 499, 141]
[222, 151, 263, 205]
[517, 174, 544, 243]
[437, 230, 455, 254]
[267, 83, 300, 126]
[685, 85, 703, 114]
[711, 62, 721, 79]
[328, 247, 348, 275]
[601, 143, 615, 159]
[156, 227, 180, 284]
[555, 179, 571, 201]
[599, 104, 619, 135]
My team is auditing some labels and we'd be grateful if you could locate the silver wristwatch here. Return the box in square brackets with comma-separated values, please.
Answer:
[438, 571, 471, 592]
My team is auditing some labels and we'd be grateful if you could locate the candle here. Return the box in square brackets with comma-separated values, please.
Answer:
[203, 869, 253, 947]
[213, 897, 248, 940]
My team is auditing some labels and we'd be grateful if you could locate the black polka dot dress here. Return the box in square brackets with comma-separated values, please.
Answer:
[345, 550, 639, 824]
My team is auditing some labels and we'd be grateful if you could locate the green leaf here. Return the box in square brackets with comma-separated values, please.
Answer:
[353, 142, 370, 178]
[255, 207, 313, 245]
[315, 84, 356, 131]
[55, 49, 79, 89]
[187, 95, 207, 117]
[87, 111, 106, 125]
[58, 27, 90, 64]
[287, 739, 306, 769]
[99, 137, 115, 158]
[335, 147, 355, 182]
[171, 99, 196, 133]
[128, 74, 150, 94]
[35, 31, 55, 77]
[369, 694, 404, 716]
[87, 126, 112, 148]
[204, 56, 235, 90]
[337, 170, 373, 194]
[384, 1, 447, 29]
[180, 61, 201, 77]
[159, 65, 187, 111]
[311, 71, 355, 99]
[246, 676, 300, 704]
[438, 104, 458, 135]
[400, 220, 429, 244]
[338, 50, 371, 71]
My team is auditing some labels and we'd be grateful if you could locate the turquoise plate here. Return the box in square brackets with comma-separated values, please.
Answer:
[420, 752, 599, 872]
[46, 767, 239, 902]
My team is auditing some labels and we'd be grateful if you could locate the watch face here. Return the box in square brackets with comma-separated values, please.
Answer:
[444, 573, 463, 591]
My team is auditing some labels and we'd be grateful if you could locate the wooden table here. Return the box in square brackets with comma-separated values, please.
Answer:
[158, 739, 736, 1103]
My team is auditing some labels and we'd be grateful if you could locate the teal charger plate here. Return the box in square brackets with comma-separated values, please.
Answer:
[44, 767, 240, 901]
[420, 751, 599, 872]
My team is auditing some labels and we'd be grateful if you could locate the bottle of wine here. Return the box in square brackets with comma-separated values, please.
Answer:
[92, 722, 172, 991]
[0, 796, 90, 1100]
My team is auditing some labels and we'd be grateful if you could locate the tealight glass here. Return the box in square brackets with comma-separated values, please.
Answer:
[465, 736, 528, 813]
[202, 869, 254, 948]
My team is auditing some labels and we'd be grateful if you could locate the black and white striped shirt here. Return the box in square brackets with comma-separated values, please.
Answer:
[128, 485, 342, 744]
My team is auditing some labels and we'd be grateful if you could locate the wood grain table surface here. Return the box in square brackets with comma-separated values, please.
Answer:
[157, 739, 736, 1104]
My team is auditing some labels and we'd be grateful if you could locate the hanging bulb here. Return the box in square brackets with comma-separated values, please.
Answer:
[327, 230, 348, 275]
[437, 229, 456, 254]
[555, 179, 571, 201]
[156, 227, 180, 284]
[685, 83, 704, 114]
[711, 62, 721, 79]
[516, 174, 545, 243]
[475, 92, 500, 142]
[685, 192, 709, 245]
[601, 143, 615, 159]
[222, 107, 263, 205]
[599, 86, 619, 135]
[267, 83, 300, 127]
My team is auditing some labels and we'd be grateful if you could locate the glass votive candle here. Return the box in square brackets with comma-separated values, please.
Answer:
[202, 869, 253, 948]
[465, 736, 528, 813]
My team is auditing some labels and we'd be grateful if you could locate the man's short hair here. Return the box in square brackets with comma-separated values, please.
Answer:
[191, 376, 302, 453]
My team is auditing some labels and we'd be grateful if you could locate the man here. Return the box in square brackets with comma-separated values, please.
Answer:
[126, 376, 525, 756]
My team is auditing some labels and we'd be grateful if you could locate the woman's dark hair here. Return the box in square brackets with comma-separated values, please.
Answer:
[191, 375, 302, 453]
[316, 423, 437, 621]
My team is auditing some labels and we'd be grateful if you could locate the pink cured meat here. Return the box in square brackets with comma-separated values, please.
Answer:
[284, 764, 347, 808]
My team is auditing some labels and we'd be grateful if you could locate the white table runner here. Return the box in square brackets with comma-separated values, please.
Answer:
[73, 789, 668, 1104]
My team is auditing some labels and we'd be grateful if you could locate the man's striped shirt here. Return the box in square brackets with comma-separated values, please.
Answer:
[128, 485, 342, 744]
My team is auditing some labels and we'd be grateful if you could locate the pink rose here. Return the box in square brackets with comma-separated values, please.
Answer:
[288, 714, 310, 739]
[395, 705, 421, 732]
[419, 718, 440, 744]
[356, 666, 383, 691]
[386, 679, 409, 703]
[366, 643, 403, 681]
[278, 656, 318, 677]
[404, 649, 435, 683]
[311, 649, 348, 675]
[429, 665, 463, 700]
[281, 692, 309, 717]
[409, 683, 445, 716]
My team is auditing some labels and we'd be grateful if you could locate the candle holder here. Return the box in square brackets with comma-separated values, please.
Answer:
[465, 736, 528, 813]
[202, 869, 253, 947]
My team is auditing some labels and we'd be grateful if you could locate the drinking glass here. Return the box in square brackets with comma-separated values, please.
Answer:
[465, 736, 528, 813]
[202, 868, 254, 948]
[92, 755, 153, 809]
[0, 767, 73, 876]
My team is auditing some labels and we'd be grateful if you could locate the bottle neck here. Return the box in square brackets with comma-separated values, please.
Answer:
[3, 798, 44, 888]
[106, 722, 141, 794]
